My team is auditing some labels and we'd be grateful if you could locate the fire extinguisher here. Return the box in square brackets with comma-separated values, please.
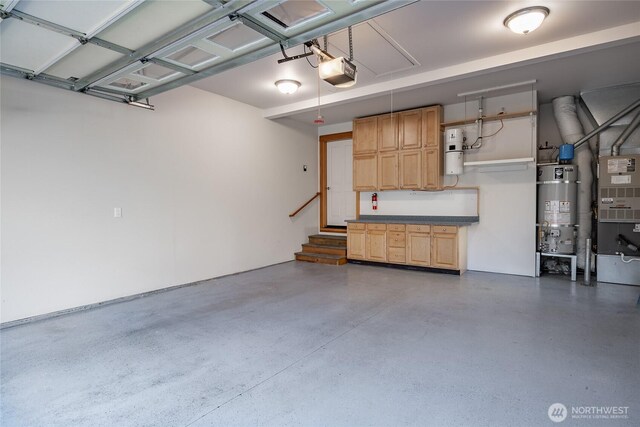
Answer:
[372, 193, 378, 210]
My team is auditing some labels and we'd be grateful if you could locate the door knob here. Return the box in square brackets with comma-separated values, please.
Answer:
[326, 186, 331, 190]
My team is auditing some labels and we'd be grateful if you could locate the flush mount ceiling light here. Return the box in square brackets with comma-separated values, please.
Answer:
[504, 6, 550, 34]
[275, 79, 301, 94]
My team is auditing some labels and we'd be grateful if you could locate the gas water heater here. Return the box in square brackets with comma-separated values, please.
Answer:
[537, 164, 579, 254]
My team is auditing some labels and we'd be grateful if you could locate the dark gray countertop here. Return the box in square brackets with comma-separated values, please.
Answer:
[346, 215, 479, 225]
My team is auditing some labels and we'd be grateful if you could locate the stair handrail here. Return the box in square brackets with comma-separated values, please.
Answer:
[289, 192, 321, 218]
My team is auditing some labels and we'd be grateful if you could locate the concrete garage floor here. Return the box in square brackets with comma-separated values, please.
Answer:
[1, 262, 639, 427]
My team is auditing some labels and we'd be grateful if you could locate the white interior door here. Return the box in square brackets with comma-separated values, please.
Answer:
[327, 139, 356, 226]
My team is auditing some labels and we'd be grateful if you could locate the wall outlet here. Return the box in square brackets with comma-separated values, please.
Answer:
[303, 165, 308, 172]
[113, 207, 122, 218]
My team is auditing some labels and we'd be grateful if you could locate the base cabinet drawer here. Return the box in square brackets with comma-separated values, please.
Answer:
[366, 223, 387, 231]
[387, 224, 406, 232]
[387, 231, 406, 248]
[407, 224, 431, 233]
[432, 225, 457, 234]
[387, 247, 406, 264]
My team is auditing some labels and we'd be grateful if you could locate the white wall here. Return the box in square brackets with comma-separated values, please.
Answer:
[1, 78, 318, 323]
[318, 122, 352, 136]
[319, 91, 537, 276]
[538, 102, 564, 163]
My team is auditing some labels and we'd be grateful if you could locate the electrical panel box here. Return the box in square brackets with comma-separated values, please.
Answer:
[599, 155, 640, 222]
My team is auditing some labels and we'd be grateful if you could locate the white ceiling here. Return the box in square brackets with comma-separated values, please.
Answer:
[190, 0, 640, 124]
[1, 0, 639, 125]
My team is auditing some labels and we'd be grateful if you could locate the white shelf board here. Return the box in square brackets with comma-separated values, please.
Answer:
[463, 157, 535, 167]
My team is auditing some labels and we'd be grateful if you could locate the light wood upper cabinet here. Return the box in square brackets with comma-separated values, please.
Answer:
[399, 110, 422, 150]
[431, 230, 458, 269]
[347, 226, 366, 259]
[423, 148, 442, 190]
[353, 117, 378, 154]
[378, 152, 399, 190]
[352, 104, 443, 192]
[407, 230, 431, 266]
[400, 150, 421, 189]
[422, 106, 442, 149]
[366, 230, 387, 262]
[378, 114, 399, 152]
[353, 154, 378, 191]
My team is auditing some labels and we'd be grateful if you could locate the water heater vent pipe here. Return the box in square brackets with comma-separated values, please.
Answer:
[611, 108, 640, 156]
[552, 96, 592, 269]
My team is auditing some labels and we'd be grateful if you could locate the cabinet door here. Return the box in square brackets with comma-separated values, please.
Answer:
[399, 150, 421, 189]
[432, 232, 458, 269]
[407, 232, 430, 266]
[423, 148, 442, 190]
[347, 229, 366, 259]
[366, 230, 387, 262]
[353, 117, 378, 154]
[378, 114, 398, 152]
[399, 110, 422, 149]
[353, 154, 377, 191]
[378, 152, 398, 190]
[422, 106, 442, 149]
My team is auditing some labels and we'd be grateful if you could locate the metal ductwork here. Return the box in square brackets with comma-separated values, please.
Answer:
[579, 83, 640, 285]
[581, 83, 640, 156]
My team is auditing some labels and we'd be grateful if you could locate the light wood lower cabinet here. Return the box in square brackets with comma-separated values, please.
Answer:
[431, 225, 466, 271]
[347, 222, 467, 272]
[347, 224, 366, 259]
[407, 227, 431, 266]
[366, 228, 387, 262]
[387, 227, 406, 264]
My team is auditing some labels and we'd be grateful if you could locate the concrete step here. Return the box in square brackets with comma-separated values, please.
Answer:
[301, 243, 347, 256]
[295, 252, 347, 266]
[308, 234, 347, 248]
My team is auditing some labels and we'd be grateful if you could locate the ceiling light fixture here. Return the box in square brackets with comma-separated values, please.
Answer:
[275, 79, 301, 94]
[504, 6, 549, 35]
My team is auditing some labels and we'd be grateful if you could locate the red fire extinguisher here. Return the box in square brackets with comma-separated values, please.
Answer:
[372, 193, 378, 210]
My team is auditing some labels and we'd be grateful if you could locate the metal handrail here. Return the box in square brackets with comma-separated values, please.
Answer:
[289, 192, 320, 218]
